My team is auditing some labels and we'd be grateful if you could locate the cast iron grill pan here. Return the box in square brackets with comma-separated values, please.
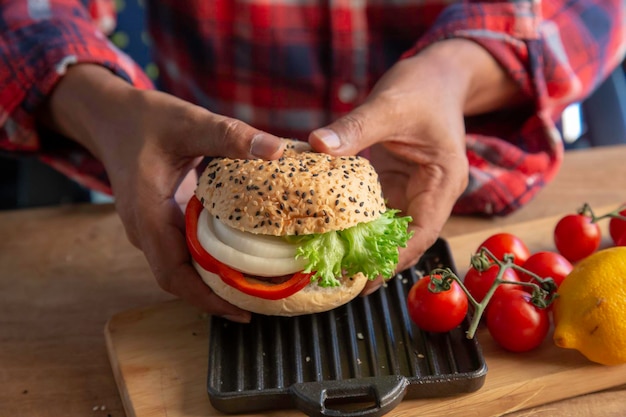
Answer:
[207, 238, 487, 416]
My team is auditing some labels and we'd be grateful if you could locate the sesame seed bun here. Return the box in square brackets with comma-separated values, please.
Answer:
[195, 139, 386, 236]
[193, 263, 369, 316]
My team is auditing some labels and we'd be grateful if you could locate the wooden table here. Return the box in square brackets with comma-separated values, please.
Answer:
[2, 145, 626, 417]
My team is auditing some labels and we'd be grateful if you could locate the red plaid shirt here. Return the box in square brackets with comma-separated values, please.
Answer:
[1, 0, 624, 215]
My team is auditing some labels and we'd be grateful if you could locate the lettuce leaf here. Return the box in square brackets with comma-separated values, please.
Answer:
[289, 210, 413, 287]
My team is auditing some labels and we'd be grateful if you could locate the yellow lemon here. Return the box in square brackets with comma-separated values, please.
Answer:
[553, 246, 626, 365]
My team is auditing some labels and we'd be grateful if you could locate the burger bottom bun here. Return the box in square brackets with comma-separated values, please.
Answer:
[193, 262, 369, 316]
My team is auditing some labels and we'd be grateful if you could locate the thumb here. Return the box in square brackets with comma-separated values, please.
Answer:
[168, 107, 286, 160]
[308, 102, 389, 155]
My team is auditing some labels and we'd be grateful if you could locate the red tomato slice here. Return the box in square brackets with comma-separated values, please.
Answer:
[185, 195, 313, 300]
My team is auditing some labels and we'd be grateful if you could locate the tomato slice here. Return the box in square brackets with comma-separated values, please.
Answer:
[185, 196, 313, 300]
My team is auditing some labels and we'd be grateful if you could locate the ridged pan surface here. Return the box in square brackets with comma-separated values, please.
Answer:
[207, 238, 487, 416]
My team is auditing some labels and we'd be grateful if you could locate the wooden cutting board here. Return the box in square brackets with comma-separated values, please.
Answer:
[105, 208, 626, 417]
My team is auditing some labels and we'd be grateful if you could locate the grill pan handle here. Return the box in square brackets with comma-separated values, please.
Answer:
[291, 375, 408, 417]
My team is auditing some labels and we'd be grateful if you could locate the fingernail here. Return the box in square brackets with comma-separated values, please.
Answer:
[223, 313, 251, 324]
[360, 285, 380, 297]
[250, 133, 283, 158]
[313, 128, 341, 150]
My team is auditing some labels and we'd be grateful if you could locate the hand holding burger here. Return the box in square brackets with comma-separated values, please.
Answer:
[187, 140, 413, 316]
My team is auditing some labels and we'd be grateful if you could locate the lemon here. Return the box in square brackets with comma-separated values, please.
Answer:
[553, 246, 626, 365]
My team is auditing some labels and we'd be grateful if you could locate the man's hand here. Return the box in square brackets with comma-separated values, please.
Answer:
[309, 39, 528, 295]
[41, 64, 286, 322]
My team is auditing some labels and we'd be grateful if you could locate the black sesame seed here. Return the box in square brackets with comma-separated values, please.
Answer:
[355, 209, 360, 214]
[215, 182, 223, 188]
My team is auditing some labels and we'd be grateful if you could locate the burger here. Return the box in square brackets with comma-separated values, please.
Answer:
[185, 140, 413, 316]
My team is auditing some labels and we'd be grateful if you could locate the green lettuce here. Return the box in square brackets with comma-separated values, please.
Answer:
[288, 210, 413, 287]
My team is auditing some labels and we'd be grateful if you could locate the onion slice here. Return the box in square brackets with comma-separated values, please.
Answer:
[197, 210, 306, 277]
[211, 214, 298, 258]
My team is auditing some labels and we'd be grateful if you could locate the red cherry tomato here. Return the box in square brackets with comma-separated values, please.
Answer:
[518, 251, 573, 288]
[476, 233, 530, 265]
[553, 214, 601, 263]
[407, 275, 468, 333]
[609, 205, 626, 246]
[486, 288, 550, 352]
[616, 233, 626, 247]
[463, 265, 521, 304]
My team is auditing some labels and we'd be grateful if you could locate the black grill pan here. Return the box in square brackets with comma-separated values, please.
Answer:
[207, 238, 487, 416]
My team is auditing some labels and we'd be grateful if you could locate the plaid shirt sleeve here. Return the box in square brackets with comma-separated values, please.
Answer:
[405, 0, 626, 215]
[0, 0, 152, 194]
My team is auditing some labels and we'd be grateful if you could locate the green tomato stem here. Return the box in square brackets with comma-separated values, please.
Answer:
[428, 247, 558, 340]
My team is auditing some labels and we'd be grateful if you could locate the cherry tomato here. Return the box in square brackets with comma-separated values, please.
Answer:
[476, 233, 530, 265]
[609, 205, 626, 246]
[553, 214, 601, 263]
[616, 233, 626, 247]
[518, 251, 573, 288]
[407, 275, 468, 333]
[486, 288, 550, 352]
[463, 265, 521, 304]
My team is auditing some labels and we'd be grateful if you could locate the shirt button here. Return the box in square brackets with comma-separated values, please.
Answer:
[338, 83, 358, 103]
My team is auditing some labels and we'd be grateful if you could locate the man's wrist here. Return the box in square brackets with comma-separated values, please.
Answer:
[421, 39, 528, 115]
[38, 63, 135, 159]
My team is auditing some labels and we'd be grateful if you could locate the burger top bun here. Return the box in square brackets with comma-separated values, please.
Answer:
[195, 139, 386, 236]
[194, 264, 369, 316]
